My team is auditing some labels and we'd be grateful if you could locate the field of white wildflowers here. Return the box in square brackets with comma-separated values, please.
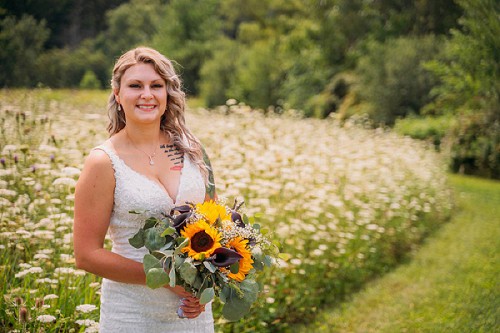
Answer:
[0, 90, 452, 332]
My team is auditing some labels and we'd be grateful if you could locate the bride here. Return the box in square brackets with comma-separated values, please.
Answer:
[73, 47, 216, 332]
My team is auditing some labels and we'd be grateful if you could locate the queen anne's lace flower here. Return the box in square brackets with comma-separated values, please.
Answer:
[36, 314, 56, 323]
[76, 304, 98, 313]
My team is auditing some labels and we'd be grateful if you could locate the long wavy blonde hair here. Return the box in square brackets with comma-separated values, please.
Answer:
[107, 46, 209, 183]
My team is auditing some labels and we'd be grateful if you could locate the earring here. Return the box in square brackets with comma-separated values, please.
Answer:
[117, 104, 122, 111]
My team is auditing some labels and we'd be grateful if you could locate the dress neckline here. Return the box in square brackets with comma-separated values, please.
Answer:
[102, 144, 185, 205]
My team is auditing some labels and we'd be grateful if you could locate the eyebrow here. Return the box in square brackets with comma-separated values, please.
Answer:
[125, 78, 165, 83]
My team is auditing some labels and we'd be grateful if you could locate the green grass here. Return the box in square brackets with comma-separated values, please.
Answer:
[299, 174, 500, 333]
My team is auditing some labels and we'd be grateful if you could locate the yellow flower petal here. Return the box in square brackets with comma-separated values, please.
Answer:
[181, 220, 222, 260]
[195, 200, 231, 225]
[225, 236, 254, 282]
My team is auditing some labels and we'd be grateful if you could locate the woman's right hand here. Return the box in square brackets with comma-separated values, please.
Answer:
[166, 285, 206, 319]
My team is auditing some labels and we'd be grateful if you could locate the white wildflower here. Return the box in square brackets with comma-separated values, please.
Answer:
[36, 314, 56, 323]
[15, 267, 43, 278]
[76, 304, 98, 313]
[61, 166, 81, 177]
[52, 177, 76, 187]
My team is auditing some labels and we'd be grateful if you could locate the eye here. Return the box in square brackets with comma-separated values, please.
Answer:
[129, 83, 141, 88]
[152, 83, 164, 89]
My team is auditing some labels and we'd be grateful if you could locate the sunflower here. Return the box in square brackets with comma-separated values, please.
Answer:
[181, 220, 222, 260]
[195, 200, 231, 225]
[224, 236, 254, 282]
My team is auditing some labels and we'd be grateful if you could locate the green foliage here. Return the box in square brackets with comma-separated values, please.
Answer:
[95, 0, 162, 60]
[79, 70, 101, 90]
[394, 115, 457, 149]
[424, 0, 500, 179]
[0, 15, 49, 87]
[447, 112, 500, 179]
[199, 38, 240, 107]
[152, 0, 222, 95]
[36, 44, 107, 88]
[227, 39, 284, 110]
[355, 35, 443, 125]
[0, 0, 127, 48]
[0, 0, 464, 114]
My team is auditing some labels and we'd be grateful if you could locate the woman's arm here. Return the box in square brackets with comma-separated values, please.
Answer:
[74, 148, 206, 318]
[73, 150, 205, 318]
[73, 149, 146, 284]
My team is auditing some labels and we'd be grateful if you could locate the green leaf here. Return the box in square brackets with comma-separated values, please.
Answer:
[146, 268, 169, 289]
[159, 236, 175, 251]
[168, 264, 176, 287]
[144, 217, 158, 229]
[199, 287, 215, 305]
[253, 260, 264, 271]
[220, 286, 231, 303]
[143, 254, 162, 274]
[160, 226, 176, 237]
[174, 237, 189, 255]
[203, 261, 217, 273]
[230, 261, 240, 274]
[240, 279, 260, 303]
[263, 255, 273, 267]
[128, 229, 145, 249]
[193, 275, 203, 290]
[174, 254, 186, 267]
[144, 228, 166, 251]
[152, 249, 174, 258]
[129, 209, 147, 214]
[252, 223, 260, 230]
[179, 261, 198, 285]
[222, 288, 252, 321]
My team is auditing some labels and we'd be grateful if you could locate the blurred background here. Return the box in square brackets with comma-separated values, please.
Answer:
[0, 0, 498, 181]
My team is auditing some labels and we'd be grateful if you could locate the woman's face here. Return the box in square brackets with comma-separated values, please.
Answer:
[115, 62, 167, 126]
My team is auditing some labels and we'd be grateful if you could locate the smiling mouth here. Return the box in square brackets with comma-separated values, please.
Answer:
[137, 105, 156, 110]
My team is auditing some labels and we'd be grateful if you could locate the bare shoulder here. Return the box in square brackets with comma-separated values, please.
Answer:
[84, 148, 114, 175]
[76, 147, 115, 194]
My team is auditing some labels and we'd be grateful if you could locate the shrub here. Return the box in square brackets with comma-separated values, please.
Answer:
[356, 35, 443, 125]
[394, 115, 457, 150]
[79, 70, 102, 90]
[424, 0, 499, 179]
[0, 15, 49, 87]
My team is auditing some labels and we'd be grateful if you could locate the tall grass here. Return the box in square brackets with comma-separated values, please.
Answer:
[1, 90, 452, 332]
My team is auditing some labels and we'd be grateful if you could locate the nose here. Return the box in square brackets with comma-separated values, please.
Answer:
[141, 86, 153, 99]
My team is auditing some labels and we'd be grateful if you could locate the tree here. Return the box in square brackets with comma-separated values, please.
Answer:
[425, 0, 500, 178]
[152, 0, 222, 95]
[355, 35, 442, 124]
[94, 0, 163, 61]
[0, 0, 126, 48]
[0, 15, 49, 87]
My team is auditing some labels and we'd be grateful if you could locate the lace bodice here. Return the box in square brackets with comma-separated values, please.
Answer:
[95, 145, 214, 333]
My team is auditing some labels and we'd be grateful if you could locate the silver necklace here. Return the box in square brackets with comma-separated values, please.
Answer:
[126, 131, 158, 166]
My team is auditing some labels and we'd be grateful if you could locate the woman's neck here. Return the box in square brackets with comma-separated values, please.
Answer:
[123, 124, 163, 146]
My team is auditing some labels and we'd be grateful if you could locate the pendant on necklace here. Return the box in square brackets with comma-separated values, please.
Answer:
[149, 157, 155, 166]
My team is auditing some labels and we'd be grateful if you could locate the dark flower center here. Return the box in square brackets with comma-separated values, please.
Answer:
[191, 231, 214, 252]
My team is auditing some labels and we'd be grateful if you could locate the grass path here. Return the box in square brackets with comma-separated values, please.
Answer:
[299, 174, 500, 332]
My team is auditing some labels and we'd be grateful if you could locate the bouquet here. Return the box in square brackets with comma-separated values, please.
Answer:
[128, 199, 278, 321]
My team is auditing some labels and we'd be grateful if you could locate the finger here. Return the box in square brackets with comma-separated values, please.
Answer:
[181, 297, 200, 306]
[180, 303, 205, 315]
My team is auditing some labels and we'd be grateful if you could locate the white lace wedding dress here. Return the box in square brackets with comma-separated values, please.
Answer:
[95, 145, 214, 333]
